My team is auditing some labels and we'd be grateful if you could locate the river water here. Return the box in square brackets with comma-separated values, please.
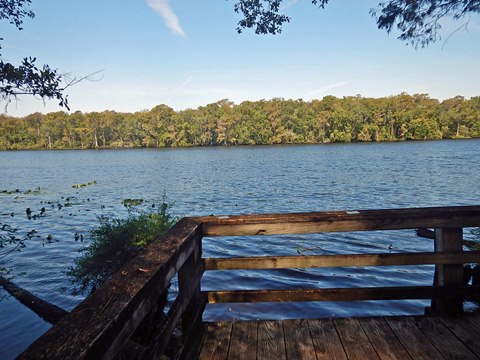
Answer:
[1, 140, 479, 358]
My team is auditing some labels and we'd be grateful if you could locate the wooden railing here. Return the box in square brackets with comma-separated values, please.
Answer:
[18, 205, 480, 360]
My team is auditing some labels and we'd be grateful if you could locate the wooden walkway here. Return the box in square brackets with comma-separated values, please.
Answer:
[17, 206, 480, 360]
[197, 313, 480, 360]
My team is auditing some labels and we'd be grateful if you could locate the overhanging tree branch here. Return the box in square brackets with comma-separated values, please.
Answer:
[233, 0, 480, 47]
[0, 0, 34, 30]
[233, 0, 330, 34]
[0, 57, 104, 111]
[372, 0, 480, 47]
[0, 0, 100, 111]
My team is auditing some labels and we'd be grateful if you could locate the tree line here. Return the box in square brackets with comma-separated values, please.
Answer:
[1, 93, 479, 150]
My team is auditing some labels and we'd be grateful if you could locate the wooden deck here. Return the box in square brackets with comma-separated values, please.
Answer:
[17, 206, 480, 360]
[197, 313, 480, 360]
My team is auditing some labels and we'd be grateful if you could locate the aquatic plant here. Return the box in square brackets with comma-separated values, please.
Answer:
[122, 198, 144, 207]
[0, 187, 41, 196]
[72, 181, 97, 188]
[67, 201, 176, 295]
[0, 225, 38, 259]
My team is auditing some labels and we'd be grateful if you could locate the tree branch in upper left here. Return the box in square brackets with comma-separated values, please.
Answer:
[0, 0, 98, 111]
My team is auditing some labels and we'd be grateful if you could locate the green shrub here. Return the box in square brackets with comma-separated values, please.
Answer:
[68, 202, 176, 295]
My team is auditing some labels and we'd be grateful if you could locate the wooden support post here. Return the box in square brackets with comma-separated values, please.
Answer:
[178, 235, 205, 336]
[432, 227, 464, 315]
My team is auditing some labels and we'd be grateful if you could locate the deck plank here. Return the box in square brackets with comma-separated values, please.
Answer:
[283, 319, 317, 360]
[437, 315, 480, 357]
[196, 314, 480, 360]
[463, 313, 480, 331]
[227, 321, 258, 360]
[359, 317, 412, 360]
[333, 317, 380, 360]
[257, 320, 286, 360]
[198, 322, 233, 360]
[385, 317, 444, 360]
[414, 316, 478, 360]
[308, 318, 347, 360]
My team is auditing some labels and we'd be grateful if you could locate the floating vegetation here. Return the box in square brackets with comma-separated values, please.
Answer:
[122, 198, 144, 208]
[74, 233, 84, 242]
[0, 190, 117, 288]
[38, 197, 83, 212]
[1, 187, 41, 196]
[26, 207, 48, 220]
[43, 234, 59, 245]
[24, 187, 42, 195]
[0, 225, 39, 259]
[0, 266, 10, 277]
[72, 181, 97, 189]
[1, 189, 20, 195]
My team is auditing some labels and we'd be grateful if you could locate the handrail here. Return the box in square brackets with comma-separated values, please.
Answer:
[206, 285, 480, 303]
[204, 251, 480, 270]
[17, 205, 480, 360]
[196, 205, 480, 236]
[18, 218, 203, 360]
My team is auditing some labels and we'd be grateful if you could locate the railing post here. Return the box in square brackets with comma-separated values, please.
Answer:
[178, 234, 205, 335]
[431, 227, 464, 315]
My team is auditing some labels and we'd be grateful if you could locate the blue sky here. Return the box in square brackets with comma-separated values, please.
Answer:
[2, 0, 479, 117]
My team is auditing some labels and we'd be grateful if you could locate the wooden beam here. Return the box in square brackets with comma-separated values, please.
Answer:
[17, 218, 203, 360]
[142, 275, 204, 359]
[176, 294, 208, 360]
[179, 237, 204, 334]
[192, 205, 480, 236]
[0, 276, 68, 324]
[204, 251, 480, 271]
[206, 285, 480, 303]
[432, 227, 464, 315]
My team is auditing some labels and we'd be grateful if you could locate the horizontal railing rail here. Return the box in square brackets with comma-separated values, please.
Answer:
[18, 205, 480, 360]
[196, 205, 480, 236]
[205, 285, 480, 303]
[204, 251, 480, 270]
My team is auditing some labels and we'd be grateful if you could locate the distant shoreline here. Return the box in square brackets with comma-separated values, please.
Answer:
[1, 95, 479, 150]
[1, 137, 478, 152]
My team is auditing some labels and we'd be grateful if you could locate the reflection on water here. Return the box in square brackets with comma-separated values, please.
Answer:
[1, 140, 480, 358]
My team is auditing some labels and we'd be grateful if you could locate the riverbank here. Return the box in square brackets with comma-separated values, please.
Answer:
[1, 95, 479, 150]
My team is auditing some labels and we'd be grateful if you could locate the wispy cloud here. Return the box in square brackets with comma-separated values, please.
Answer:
[303, 81, 349, 98]
[146, 0, 186, 37]
[282, 0, 300, 10]
[165, 75, 193, 103]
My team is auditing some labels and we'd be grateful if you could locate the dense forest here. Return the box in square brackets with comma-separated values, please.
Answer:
[1, 93, 479, 150]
